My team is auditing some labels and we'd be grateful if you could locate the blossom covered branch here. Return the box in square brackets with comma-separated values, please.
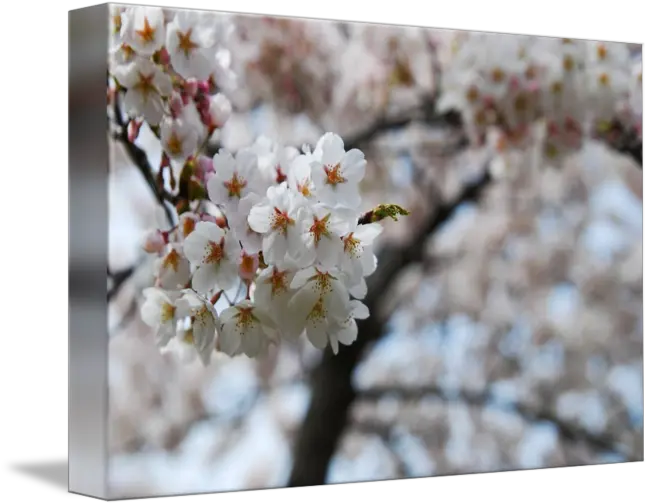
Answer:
[108, 6, 408, 364]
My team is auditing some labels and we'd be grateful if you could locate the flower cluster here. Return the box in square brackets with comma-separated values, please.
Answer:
[438, 33, 642, 169]
[139, 132, 386, 364]
[107, 6, 407, 366]
[109, 6, 235, 159]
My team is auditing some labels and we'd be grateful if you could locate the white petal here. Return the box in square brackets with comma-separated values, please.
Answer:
[350, 300, 370, 319]
[354, 223, 383, 244]
[192, 265, 218, 293]
[248, 204, 272, 234]
[318, 133, 345, 166]
[336, 319, 358, 345]
[341, 149, 366, 182]
[263, 231, 288, 265]
[214, 261, 238, 290]
[219, 326, 241, 356]
[290, 267, 317, 289]
[306, 320, 329, 349]
[198, 221, 225, 242]
[316, 235, 343, 268]
[213, 150, 235, 179]
[183, 230, 209, 264]
[207, 174, 229, 206]
[349, 278, 367, 300]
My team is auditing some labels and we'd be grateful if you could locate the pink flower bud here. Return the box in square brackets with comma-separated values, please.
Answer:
[197, 80, 210, 95]
[238, 252, 259, 281]
[509, 76, 520, 91]
[184, 78, 199, 97]
[158, 47, 170, 65]
[143, 230, 165, 254]
[169, 93, 184, 118]
[196, 155, 214, 180]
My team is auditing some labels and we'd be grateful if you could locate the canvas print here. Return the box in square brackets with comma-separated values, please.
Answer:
[103, 3, 642, 499]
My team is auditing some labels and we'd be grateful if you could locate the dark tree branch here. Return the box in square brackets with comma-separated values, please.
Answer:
[287, 168, 493, 487]
[356, 385, 634, 460]
[107, 265, 136, 302]
[597, 119, 643, 168]
[112, 96, 177, 224]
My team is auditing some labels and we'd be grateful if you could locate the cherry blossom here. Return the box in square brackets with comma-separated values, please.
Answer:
[140, 287, 182, 348]
[218, 300, 277, 358]
[310, 133, 366, 209]
[182, 221, 240, 293]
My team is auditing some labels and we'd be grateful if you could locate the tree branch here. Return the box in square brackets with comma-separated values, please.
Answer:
[355, 385, 634, 460]
[112, 96, 177, 224]
[107, 265, 136, 302]
[597, 119, 643, 168]
[287, 168, 493, 487]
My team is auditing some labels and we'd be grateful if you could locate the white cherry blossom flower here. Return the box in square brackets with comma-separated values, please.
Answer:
[120, 6, 166, 57]
[207, 149, 263, 210]
[218, 300, 277, 358]
[248, 183, 309, 266]
[327, 299, 369, 355]
[178, 212, 200, 241]
[229, 193, 263, 254]
[160, 115, 199, 161]
[251, 136, 300, 187]
[141, 287, 182, 347]
[340, 223, 383, 286]
[176, 290, 218, 365]
[288, 151, 317, 200]
[114, 59, 172, 126]
[166, 11, 218, 80]
[109, 43, 142, 73]
[297, 204, 353, 269]
[183, 221, 240, 293]
[310, 133, 366, 208]
[286, 266, 351, 349]
[155, 244, 191, 289]
[253, 265, 298, 337]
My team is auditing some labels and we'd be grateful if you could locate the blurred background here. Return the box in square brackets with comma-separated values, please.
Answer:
[106, 11, 643, 499]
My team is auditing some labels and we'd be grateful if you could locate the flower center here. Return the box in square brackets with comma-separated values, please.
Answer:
[343, 233, 361, 258]
[204, 238, 225, 264]
[162, 248, 181, 272]
[182, 216, 196, 237]
[306, 298, 327, 325]
[160, 302, 175, 323]
[223, 172, 247, 199]
[270, 207, 295, 235]
[134, 72, 157, 99]
[135, 17, 156, 45]
[275, 165, 288, 184]
[235, 306, 257, 332]
[166, 132, 184, 156]
[598, 72, 610, 87]
[597, 44, 607, 60]
[297, 179, 312, 197]
[240, 253, 257, 277]
[265, 268, 289, 297]
[177, 28, 200, 58]
[491, 67, 505, 83]
[309, 214, 331, 245]
[563, 55, 575, 72]
[466, 85, 479, 103]
[323, 163, 346, 186]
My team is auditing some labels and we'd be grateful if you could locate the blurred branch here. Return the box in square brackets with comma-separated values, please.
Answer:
[287, 168, 493, 487]
[112, 95, 177, 224]
[355, 385, 634, 460]
[112, 296, 139, 335]
[344, 97, 463, 152]
[596, 119, 643, 168]
[107, 264, 136, 302]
